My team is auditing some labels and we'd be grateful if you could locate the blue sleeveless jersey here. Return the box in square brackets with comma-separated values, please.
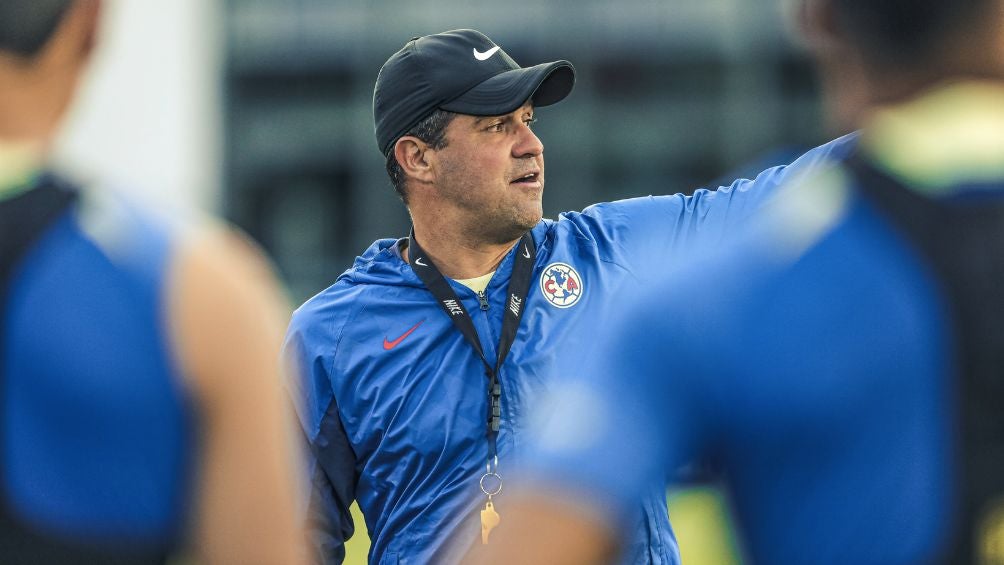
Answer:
[2, 186, 194, 550]
[521, 83, 1004, 564]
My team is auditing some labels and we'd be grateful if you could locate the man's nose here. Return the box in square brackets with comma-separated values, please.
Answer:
[513, 123, 544, 158]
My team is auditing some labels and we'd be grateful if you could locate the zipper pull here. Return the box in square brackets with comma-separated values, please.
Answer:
[476, 291, 490, 311]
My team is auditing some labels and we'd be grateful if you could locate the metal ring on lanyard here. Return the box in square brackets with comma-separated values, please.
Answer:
[480, 472, 503, 497]
[481, 455, 503, 497]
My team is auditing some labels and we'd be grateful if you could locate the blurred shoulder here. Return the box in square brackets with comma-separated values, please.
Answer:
[165, 218, 292, 400]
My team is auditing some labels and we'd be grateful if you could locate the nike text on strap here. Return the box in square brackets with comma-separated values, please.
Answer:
[407, 230, 536, 462]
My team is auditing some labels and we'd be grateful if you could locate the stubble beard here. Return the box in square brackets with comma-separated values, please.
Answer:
[465, 182, 543, 245]
[440, 172, 544, 246]
[483, 203, 541, 244]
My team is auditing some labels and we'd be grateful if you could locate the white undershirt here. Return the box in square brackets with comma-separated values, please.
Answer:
[453, 271, 495, 294]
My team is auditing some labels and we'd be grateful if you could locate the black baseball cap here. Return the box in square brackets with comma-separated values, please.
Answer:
[373, 29, 576, 156]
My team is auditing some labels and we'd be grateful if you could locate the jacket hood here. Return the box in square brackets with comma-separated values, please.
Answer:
[336, 237, 423, 288]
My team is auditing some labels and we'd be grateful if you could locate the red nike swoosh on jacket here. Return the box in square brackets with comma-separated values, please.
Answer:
[383, 321, 424, 350]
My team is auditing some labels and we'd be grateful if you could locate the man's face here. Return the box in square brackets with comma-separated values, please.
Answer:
[432, 103, 545, 244]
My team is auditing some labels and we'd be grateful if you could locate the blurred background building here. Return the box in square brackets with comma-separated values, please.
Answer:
[51, 3, 839, 562]
[223, 0, 832, 302]
[53, 0, 835, 304]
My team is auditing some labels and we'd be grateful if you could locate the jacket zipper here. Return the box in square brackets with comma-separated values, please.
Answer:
[476, 290, 490, 311]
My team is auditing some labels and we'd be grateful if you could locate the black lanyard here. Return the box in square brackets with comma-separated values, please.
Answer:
[408, 230, 536, 461]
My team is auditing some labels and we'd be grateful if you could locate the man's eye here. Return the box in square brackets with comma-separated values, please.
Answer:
[487, 122, 504, 132]
[524, 117, 537, 128]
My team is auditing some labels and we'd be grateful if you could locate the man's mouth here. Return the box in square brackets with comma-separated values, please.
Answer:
[510, 172, 541, 186]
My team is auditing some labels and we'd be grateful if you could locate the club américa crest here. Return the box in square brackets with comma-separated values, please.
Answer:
[539, 262, 583, 308]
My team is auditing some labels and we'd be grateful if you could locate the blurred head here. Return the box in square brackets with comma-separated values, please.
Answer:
[0, 0, 101, 142]
[798, 0, 1004, 128]
[373, 29, 574, 241]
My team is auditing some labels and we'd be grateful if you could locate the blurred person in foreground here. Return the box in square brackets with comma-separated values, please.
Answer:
[0, 1, 303, 563]
[282, 27, 859, 565]
[467, 0, 1004, 563]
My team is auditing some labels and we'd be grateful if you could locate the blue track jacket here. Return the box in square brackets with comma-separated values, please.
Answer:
[283, 134, 857, 565]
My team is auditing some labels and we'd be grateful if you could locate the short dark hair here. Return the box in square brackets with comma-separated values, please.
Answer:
[0, 0, 74, 57]
[833, 0, 990, 68]
[384, 109, 457, 205]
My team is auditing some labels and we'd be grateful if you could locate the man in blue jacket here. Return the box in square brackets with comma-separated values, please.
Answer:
[469, 0, 1004, 564]
[283, 28, 855, 564]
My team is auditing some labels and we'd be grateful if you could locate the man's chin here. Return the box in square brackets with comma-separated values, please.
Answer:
[485, 215, 541, 245]
[515, 209, 543, 233]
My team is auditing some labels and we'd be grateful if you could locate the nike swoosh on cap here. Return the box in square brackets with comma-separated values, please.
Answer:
[473, 46, 500, 61]
[384, 320, 424, 350]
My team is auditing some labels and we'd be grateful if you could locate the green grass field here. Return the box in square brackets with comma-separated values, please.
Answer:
[343, 503, 370, 565]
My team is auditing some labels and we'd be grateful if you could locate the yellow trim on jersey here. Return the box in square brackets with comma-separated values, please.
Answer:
[863, 81, 1004, 193]
[0, 139, 43, 201]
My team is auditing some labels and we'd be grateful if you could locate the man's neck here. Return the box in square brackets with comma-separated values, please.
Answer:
[404, 224, 522, 280]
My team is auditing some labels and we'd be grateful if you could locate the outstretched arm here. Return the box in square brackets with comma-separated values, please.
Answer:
[565, 133, 858, 270]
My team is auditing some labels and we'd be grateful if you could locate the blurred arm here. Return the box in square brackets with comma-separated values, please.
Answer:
[169, 226, 305, 565]
[461, 493, 618, 565]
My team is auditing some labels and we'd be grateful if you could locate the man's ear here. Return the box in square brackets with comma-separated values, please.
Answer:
[394, 136, 437, 185]
[797, 0, 843, 55]
[76, 0, 103, 61]
[37, 0, 102, 69]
